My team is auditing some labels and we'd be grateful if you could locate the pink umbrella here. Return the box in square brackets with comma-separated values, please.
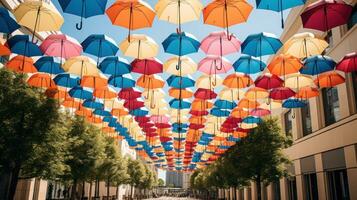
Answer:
[200, 31, 241, 55]
[40, 34, 82, 60]
[198, 55, 233, 74]
[336, 52, 357, 73]
[151, 115, 170, 124]
[250, 108, 271, 117]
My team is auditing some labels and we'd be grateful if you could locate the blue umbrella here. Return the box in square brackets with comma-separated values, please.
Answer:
[167, 75, 195, 88]
[210, 108, 230, 117]
[108, 74, 136, 88]
[130, 108, 149, 116]
[283, 99, 306, 108]
[58, 0, 108, 30]
[162, 32, 200, 56]
[214, 99, 237, 110]
[54, 73, 80, 88]
[82, 34, 118, 58]
[172, 123, 189, 129]
[301, 55, 336, 75]
[241, 32, 282, 57]
[82, 99, 104, 109]
[256, 0, 306, 28]
[242, 116, 262, 124]
[6, 35, 42, 57]
[34, 57, 64, 74]
[93, 109, 112, 117]
[0, 7, 20, 34]
[169, 99, 191, 109]
[233, 55, 266, 74]
[99, 57, 131, 75]
[69, 86, 93, 100]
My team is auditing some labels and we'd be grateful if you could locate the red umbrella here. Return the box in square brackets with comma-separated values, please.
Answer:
[131, 57, 163, 75]
[124, 99, 144, 110]
[254, 74, 283, 90]
[270, 87, 296, 100]
[189, 124, 205, 130]
[139, 122, 155, 128]
[336, 52, 357, 73]
[135, 116, 150, 123]
[142, 127, 156, 133]
[118, 88, 142, 99]
[155, 123, 171, 129]
[194, 88, 217, 100]
[190, 110, 209, 116]
[301, 0, 353, 32]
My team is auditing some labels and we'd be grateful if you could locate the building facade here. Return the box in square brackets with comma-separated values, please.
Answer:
[221, 0, 357, 200]
[166, 171, 183, 188]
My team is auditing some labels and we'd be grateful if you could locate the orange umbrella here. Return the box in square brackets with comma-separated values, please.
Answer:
[62, 97, 80, 108]
[75, 106, 93, 117]
[106, 0, 155, 40]
[237, 98, 260, 109]
[295, 86, 319, 99]
[111, 108, 129, 117]
[203, 0, 253, 38]
[27, 73, 56, 88]
[314, 71, 345, 88]
[169, 88, 193, 99]
[6, 55, 37, 73]
[223, 73, 253, 89]
[0, 42, 11, 56]
[93, 87, 117, 99]
[45, 87, 68, 99]
[80, 76, 108, 88]
[189, 116, 207, 124]
[267, 54, 302, 76]
[137, 74, 165, 89]
[86, 116, 103, 124]
[191, 99, 213, 111]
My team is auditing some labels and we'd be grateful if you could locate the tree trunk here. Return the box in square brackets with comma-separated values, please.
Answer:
[256, 175, 262, 200]
[115, 185, 119, 200]
[7, 164, 21, 200]
[107, 176, 110, 200]
[71, 180, 77, 200]
[130, 185, 133, 200]
[81, 181, 85, 200]
[94, 179, 99, 198]
[88, 182, 92, 200]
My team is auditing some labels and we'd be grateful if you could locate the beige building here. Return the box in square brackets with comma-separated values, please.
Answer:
[220, 0, 357, 200]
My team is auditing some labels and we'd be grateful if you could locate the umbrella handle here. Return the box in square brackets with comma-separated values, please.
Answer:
[176, 28, 182, 34]
[76, 21, 83, 30]
[292, 109, 296, 119]
[227, 33, 233, 41]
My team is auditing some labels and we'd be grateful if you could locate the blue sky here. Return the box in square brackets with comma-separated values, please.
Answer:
[52, 0, 289, 181]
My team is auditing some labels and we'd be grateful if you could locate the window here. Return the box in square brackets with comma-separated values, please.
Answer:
[347, 6, 356, 30]
[326, 169, 350, 200]
[303, 173, 319, 200]
[301, 102, 312, 136]
[322, 88, 340, 126]
[352, 72, 357, 111]
[287, 177, 297, 200]
[323, 31, 333, 54]
[273, 180, 281, 200]
[284, 110, 293, 137]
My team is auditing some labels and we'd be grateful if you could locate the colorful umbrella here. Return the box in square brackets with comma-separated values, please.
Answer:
[295, 87, 319, 99]
[245, 87, 269, 99]
[0, 42, 11, 56]
[256, 0, 306, 28]
[301, 0, 353, 32]
[200, 31, 241, 55]
[6, 56, 37, 73]
[214, 100, 237, 110]
[108, 74, 136, 88]
[69, 86, 93, 100]
[54, 73, 80, 88]
[169, 88, 193, 99]
[167, 75, 195, 88]
[169, 99, 191, 109]
[250, 108, 271, 117]
[223, 74, 253, 88]
[58, 0, 108, 30]
[336, 52, 357, 73]
[203, 0, 253, 37]
[283, 99, 306, 108]
[270, 87, 296, 100]
[27, 73, 56, 88]
[14, 1, 64, 40]
[194, 88, 217, 100]
[99, 57, 131, 75]
[93, 87, 117, 99]
[106, 0, 155, 40]
[285, 74, 314, 89]
[0, 7, 20, 34]
[196, 74, 223, 89]
[63, 56, 99, 77]
[241, 32, 282, 57]
[131, 58, 163, 75]
[162, 32, 200, 56]
[164, 56, 197, 76]
[301, 55, 336, 75]
[34, 57, 64, 74]
[40, 34, 82, 60]
[80, 76, 108, 88]
[155, 0, 203, 32]
[283, 32, 328, 59]
[137, 75, 165, 89]
[254, 74, 283, 90]
[237, 98, 260, 109]
[233, 55, 266, 74]
[268, 54, 302, 76]
[314, 71, 345, 88]
[6, 35, 42, 57]
[218, 88, 243, 101]
[120, 34, 159, 59]
[242, 116, 262, 124]
[198, 56, 233, 75]
[119, 88, 142, 100]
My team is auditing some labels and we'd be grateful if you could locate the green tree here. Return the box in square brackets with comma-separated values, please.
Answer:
[126, 158, 145, 199]
[157, 178, 164, 187]
[231, 118, 292, 200]
[0, 69, 69, 200]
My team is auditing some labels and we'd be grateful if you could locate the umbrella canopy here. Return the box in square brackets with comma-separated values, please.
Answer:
[238, 98, 260, 109]
[245, 87, 269, 99]
[336, 52, 357, 73]
[34, 56, 64, 74]
[58, 0, 108, 30]
[196, 74, 223, 89]
[108, 74, 136, 88]
[0, 42, 11, 56]
[214, 100, 237, 110]
[164, 56, 197, 76]
[80, 76, 108, 88]
[250, 108, 271, 117]
[162, 32, 200, 56]
[223, 74, 253, 88]
[169, 88, 193, 99]
[120, 34, 159, 59]
[169, 99, 191, 109]
[0, 7, 20, 34]
[69, 86, 93, 100]
[6, 56, 37, 73]
[254, 73, 283, 90]
[200, 31, 241, 55]
[285, 74, 314, 89]
[93, 87, 117, 99]
[63, 56, 99, 77]
[54, 73, 80, 88]
[301, 0, 353, 32]
[167, 75, 195, 88]
[241, 32, 282, 57]
[99, 57, 131, 75]
[283, 32, 328, 59]
[242, 116, 262, 124]
[40, 34, 82, 59]
[296, 87, 320, 99]
[283, 99, 306, 108]
[301, 55, 336, 75]
[119, 88, 142, 100]
[270, 87, 296, 100]
[268, 54, 302, 76]
[131, 57, 163, 75]
[203, 0, 253, 37]
[137, 74, 165, 89]
[194, 88, 217, 100]
[14, 1, 64, 33]
[27, 73, 56, 88]
[198, 56, 233, 74]
[81, 34, 118, 58]
[233, 55, 266, 74]
[314, 71, 345, 88]
[218, 88, 244, 101]
[6, 35, 42, 57]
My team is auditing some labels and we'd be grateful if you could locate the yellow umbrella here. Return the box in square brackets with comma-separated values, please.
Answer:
[150, 107, 170, 115]
[240, 122, 258, 129]
[218, 88, 244, 101]
[120, 34, 158, 59]
[63, 56, 99, 77]
[170, 109, 189, 117]
[164, 56, 197, 76]
[14, 0, 63, 34]
[155, 0, 203, 32]
[284, 74, 314, 89]
[259, 101, 282, 110]
[142, 89, 165, 100]
[195, 74, 222, 89]
[145, 99, 168, 109]
[104, 99, 125, 110]
[245, 87, 269, 100]
[283, 32, 328, 59]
